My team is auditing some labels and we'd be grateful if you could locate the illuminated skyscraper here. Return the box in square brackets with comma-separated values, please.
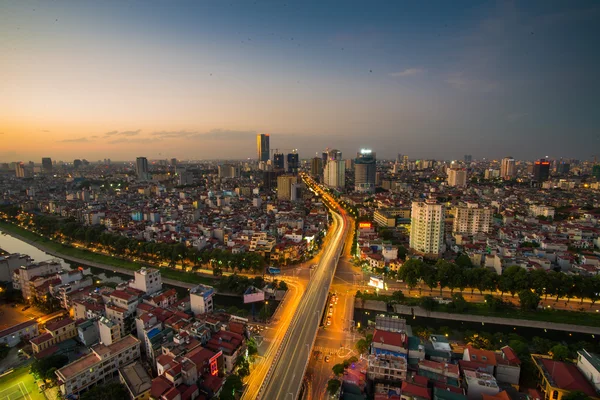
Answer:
[273, 153, 285, 170]
[257, 134, 270, 162]
[354, 149, 376, 193]
[447, 167, 467, 187]
[533, 159, 550, 182]
[324, 160, 345, 190]
[410, 198, 445, 257]
[310, 157, 323, 177]
[287, 152, 299, 175]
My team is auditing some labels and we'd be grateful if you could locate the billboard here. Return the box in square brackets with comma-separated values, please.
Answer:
[268, 267, 281, 275]
[359, 222, 373, 229]
[368, 276, 384, 290]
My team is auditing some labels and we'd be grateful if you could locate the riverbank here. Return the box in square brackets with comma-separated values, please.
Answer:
[0, 221, 214, 288]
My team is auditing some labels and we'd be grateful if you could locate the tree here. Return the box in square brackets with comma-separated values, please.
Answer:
[449, 293, 468, 312]
[356, 339, 369, 354]
[31, 354, 69, 381]
[327, 379, 341, 396]
[501, 266, 530, 297]
[247, 338, 258, 357]
[81, 383, 129, 400]
[0, 344, 9, 361]
[398, 259, 423, 293]
[220, 374, 244, 400]
[420, 296, 437, 311]
[390, 290, 404, 303]
[455, 254, 473, 268]
[562, 391, 592, 400]
[278, 281, 288, 291]
[549, 344, 569, 361]
[518, 290, 541, 310]
[332, 364, 345, 376]
[237, 357, 250, 378]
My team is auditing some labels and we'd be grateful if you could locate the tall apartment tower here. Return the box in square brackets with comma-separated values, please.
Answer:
[354, 149, 376, 193]
[310, 157, 323, 177]
[452, 203, 493, 234]
[410, 199, 445, 257]
[447, 167, 467, 187]
[324, 160, 345, 190]
[273, 153, 285, 170]
[277, 175, 298, 200]
[287, 152, 299, 175]
[257, 134, 270, 162]
[328, 149, 342, 161]
[41, 157, 53, 173]
[500, 157, 516, 179]
[464, 155, 473, 163]
[136, 157, 149, 181]
[15, 163, 26, 178]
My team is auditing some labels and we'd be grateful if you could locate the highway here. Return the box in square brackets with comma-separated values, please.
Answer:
[258, 178, 349, 400]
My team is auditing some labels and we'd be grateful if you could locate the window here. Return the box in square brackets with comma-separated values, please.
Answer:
[552, 391, 558, 400]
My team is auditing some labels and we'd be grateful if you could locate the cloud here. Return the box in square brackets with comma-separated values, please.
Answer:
[0, 132, 4, 135]
[103, 129, 141, 138]
[57, 137, 92, 143]
[446, 73, 499, 93]
[91, 135, 99, 138]
[152, 129, 257, 140]
[41, 129, 50, 132]
[506, 112, 528, 122]
[389, 68, 424, 77]
[108, 137, 160, 145]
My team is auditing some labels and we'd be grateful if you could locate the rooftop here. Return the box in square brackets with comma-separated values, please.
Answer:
[120, 361, 152, 397]
[535, 356, 597, 397]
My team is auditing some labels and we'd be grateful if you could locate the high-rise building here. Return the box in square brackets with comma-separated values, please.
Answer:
[218, 164, 239, 179]
[500, 157, 516, 179]
[464, 155, 472, 163]
[190, 285, 215, 316]
[273, 153, 285, 170]
[287, 152, 299, 175]
[593, 165, 600, 180]
[328, 149, 342, 161]
[15, 163, 26, 178]
[556, 161, 570, 175]
[354, 149, 376, 193]
[322, 152, 328, 166]
[310, 157, 323, 177]
[345, 159, 354, 171]
[42, 157, 53, 173]
[277, 175, 298, 200]
[136, 157, 149, 181]
[170, 158, 177, 166]
[73, 159, 82, 169]
[397, 153, 403, 163]
[447, 167, 467, 187]
[402, 155, 409, 170]
[533, 159, 550, 182]
[410, 199, 445, 257]
[257, 134, 270, 162]
[324, 160, 345, 190]
[452, 203, 493, 234]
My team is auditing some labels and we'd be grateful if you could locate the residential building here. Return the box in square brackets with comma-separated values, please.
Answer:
[463, 345, 496, 375]
[277, 175, 297, 201]
[500, 157, 516, 179]
[55, 335, 141, 398]
[530, 205, 555, 219]
[310, 157, 323, 178]
[30, 318, 77, 354]
[410, 199, 445, 257]
[287, 152, 299, 175]
[190, 285, 215, 316]
[576, 349, 600, 393]
[273, 153, 285, 170]
[0, 320, 39, 347]
[15, 162, 26, 178]
[77, 319, 99, 347]
[0, 253, 32, 282]
[120, 361, 152, 400]
[374, 208, 411, 228]
[495, 346, 521, 386]
[99, 316, 122, 345]
[204, 330, 245, 373]
[447, 168, 467, 187]
[531, 355, 599, 400]
[368, 329, 409, 382]
[452, 203, 493, 234]
[463, 370, 499, 400]
[217, 164, 239, 179]
[324, 159, 345, 190]
[42, 157, 53, 173]
[129, 267, 162, 295]
[12, 260, 62, 301]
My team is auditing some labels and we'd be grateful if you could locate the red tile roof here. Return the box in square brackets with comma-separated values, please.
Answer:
[46, 318, 74, 332]
[30, 332, 53, 345]
[402, 381, 431, 400]
[539, 358, 597, 397]
[465, 345, 497, 366]
[483, 391, 511, 400]
[372, 329, 407, 348]
[150, 376, 172, 399]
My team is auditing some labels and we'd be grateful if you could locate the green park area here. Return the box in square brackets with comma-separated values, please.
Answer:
[0, 221, 214, 286]
[0, 366, 44, 400]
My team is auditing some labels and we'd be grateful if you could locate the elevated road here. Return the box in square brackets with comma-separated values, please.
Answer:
[259, 179, 349, 399]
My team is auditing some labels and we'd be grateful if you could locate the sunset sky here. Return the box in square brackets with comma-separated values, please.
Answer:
[1, 0, 599, 162]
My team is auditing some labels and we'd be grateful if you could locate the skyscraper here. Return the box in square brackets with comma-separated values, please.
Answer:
[136, 157, 149, 181]
[324, 160, 345, 190]
[257, 134, 270, 162]
[73, 159, 82, 169]
[321, 152, 328, 166]
[273, 153, 285, 170]
[447, 167, 467, 187]
[328, 149, 342, 161]
[42, 157, 53, 174]
[354, 149, 376, 193]
[500, 157, 516, 179]
[287, 152, 299, 175]
[533, 159, 550, 182]
[464, 155, 472, 163]
[410, 199, 445, 257]
[15, 163, 25, 178]
[310, 157, 323, 177]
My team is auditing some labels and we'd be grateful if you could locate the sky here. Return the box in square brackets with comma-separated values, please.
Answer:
[1, 0, 600, 162]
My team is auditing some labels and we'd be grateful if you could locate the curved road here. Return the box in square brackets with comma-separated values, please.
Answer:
[259, 188, 349, 399]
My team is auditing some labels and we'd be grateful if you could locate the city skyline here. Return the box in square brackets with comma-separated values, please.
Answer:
[1, 1, 600, 161]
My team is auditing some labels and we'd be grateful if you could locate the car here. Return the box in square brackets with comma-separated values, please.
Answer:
[325, 356, 330, 363]
[327, 319, 331, 326]
[21, 305, 30, 311]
